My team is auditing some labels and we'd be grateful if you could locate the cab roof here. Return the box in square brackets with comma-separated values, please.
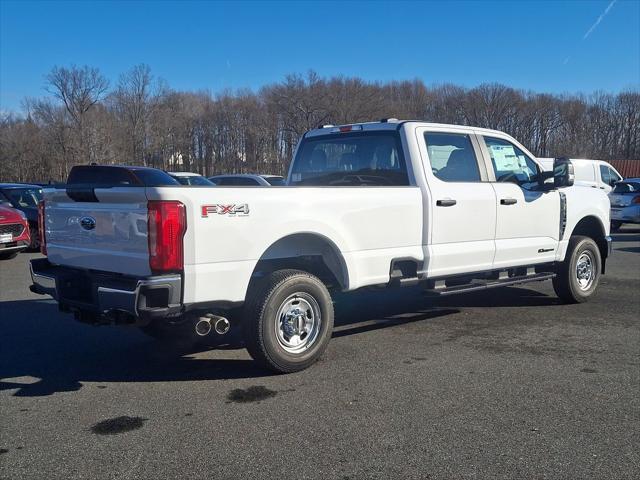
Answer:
[304, 119, 514, 139]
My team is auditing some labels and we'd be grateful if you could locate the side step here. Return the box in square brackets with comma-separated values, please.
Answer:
[426, 272, 556, 296]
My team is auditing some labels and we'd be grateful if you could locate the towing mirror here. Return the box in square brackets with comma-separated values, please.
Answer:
[553, 157, 574, 188]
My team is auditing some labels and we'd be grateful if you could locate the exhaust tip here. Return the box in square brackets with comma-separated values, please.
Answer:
[214, 317, 230, 335]
[195, 318, 212, 336]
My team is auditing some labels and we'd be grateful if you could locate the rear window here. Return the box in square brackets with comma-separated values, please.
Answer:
[289, 131, 409, 186]
[67, 166, 179, 186]
[265, 177, 286, 186]
[214, 177, 259, 186]
[612, 182, 640, 193]
[3, 187, 42, 207]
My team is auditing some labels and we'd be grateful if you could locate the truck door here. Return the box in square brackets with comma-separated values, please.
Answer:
[479, 135, 560, 268]
[416, 128, 497, 277]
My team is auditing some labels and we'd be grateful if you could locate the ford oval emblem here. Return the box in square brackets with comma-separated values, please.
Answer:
[80, 216, 96, 231]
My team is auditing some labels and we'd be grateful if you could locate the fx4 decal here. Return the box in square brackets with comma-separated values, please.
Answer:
[201, 204, 250, 217]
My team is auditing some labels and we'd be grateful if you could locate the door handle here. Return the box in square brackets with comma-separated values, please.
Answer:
[500, 198, 518, 205]
[436, 199, 457, 207]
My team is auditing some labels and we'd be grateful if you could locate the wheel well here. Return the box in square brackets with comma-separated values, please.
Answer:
[570, 216, 609, 269]
[251, 233, 349, 290]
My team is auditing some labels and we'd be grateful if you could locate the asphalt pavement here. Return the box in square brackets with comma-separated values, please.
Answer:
[1, 228, 639, 479]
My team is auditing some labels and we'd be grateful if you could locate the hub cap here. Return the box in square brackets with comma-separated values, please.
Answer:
[275, 293, 321, 354]
[576, 251, 595, 291]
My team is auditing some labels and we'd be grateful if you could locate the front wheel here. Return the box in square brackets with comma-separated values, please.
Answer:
[243, 269, 334, 373]
[611, 221, 622, 232]
[553, 235, 601, 303]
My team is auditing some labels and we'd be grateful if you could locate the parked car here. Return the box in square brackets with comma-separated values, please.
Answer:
[209, 174, 286, 186]
[0, 183, 43, 249]
[0, 205, 31, 259]
[30, 120, 611, 373]
[538, 158, 622, 193]
[609, 178, 640, 230]
[167, 172, 216, 186]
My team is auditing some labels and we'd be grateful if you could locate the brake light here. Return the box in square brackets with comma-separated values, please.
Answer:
[148, 201, 186, 273]
[331, 125, 363, 133]
[38, 200, 47, 255]
[632, 195, 640, 205]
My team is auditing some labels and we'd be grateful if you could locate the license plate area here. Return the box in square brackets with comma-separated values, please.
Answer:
[0, 233, 13, 243]
[58, 272, 94, 304]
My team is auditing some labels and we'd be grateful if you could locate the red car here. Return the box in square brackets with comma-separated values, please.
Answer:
[0, 205, 30, 260]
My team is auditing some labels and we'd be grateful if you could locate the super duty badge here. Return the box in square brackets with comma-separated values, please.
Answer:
[201, 204, 250, 217]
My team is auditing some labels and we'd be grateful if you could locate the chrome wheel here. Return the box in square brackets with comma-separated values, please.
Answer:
[275, 293, 321, 354]
[576, 251, 595, 291]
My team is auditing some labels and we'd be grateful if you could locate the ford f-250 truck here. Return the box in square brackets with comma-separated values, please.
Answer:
[30, 120, 612, 373]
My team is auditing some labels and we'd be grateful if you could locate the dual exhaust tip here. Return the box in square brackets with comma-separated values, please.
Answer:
[195, 315, 230, 337]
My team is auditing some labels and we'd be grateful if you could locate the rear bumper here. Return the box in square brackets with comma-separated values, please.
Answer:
[29, 258, 182, 325]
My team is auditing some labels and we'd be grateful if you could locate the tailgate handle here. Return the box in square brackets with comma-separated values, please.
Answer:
[500, 198, 518, 205]
[436, 199, 457, 207]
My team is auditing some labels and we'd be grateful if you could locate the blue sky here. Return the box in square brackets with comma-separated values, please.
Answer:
[1, 0, 639, 113]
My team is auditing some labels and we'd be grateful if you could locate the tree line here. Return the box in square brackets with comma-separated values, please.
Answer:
[1, 64, 638, 183]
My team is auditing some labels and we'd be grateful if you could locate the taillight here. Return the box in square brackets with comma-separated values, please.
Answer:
[632, 195, 640, 205]
[38, 200, 47, 255]
[148, 201, 186, 273]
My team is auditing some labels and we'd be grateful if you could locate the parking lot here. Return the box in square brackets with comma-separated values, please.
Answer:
[1, 228, 638, 479]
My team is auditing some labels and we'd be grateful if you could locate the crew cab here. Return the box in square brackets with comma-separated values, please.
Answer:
[30, 120, 612, 372]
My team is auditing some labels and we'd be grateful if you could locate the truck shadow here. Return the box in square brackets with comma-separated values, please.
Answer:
[0, 285, 556, 397]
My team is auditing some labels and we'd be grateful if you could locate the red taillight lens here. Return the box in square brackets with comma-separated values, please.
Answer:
[632, 195, 640, 205]
[38, 200, 47, 255]
[148, 201, 186, 273]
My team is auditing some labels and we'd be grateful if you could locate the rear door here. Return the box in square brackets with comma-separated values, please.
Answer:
[416, 127, 497, 276]
[45, 187, 151, 276]
[479, 135, 560, 268]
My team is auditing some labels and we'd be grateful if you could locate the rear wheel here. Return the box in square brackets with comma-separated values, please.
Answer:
[0, 251, 18, 260]
[243, 269, 334, 373]
[553, 235, 601, 303]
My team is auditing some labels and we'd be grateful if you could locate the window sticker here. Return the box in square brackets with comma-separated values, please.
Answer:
[491, 145, 520, 171]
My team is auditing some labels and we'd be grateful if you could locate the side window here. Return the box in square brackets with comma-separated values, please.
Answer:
[601, 166, 620, 186]
[599, 165, 611, 185]
[484, 136, 539, 189]
[424, 132, 481, 182]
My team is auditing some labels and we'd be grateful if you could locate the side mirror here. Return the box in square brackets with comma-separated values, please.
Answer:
[554, 157, 574, 188]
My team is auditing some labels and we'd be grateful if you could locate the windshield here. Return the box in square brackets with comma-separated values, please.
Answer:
[612, 182, 640, 193]
[4, 188, 42, 208]
[188, 175, 215, 186]
[289, 131, 409, 186]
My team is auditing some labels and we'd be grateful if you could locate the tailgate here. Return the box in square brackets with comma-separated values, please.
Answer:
[44, 187, 151, 276]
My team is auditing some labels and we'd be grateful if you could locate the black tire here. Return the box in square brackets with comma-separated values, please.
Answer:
[28, 224, 40, 251]
[0, 251, 18, 260]
[611, 221, 622, 232]
[243, 269, 334, 373]
[553, 235, 601, 303]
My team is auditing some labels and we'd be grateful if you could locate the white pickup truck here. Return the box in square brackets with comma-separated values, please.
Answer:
[30, 120, 612, 372]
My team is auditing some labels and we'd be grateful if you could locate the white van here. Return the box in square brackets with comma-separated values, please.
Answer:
[538, 158, 622, 193]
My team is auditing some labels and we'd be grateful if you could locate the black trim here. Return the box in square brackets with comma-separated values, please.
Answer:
[559, 192, 567, 240]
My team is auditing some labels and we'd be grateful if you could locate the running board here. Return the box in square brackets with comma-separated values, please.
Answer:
[426, 272, 556, 296]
